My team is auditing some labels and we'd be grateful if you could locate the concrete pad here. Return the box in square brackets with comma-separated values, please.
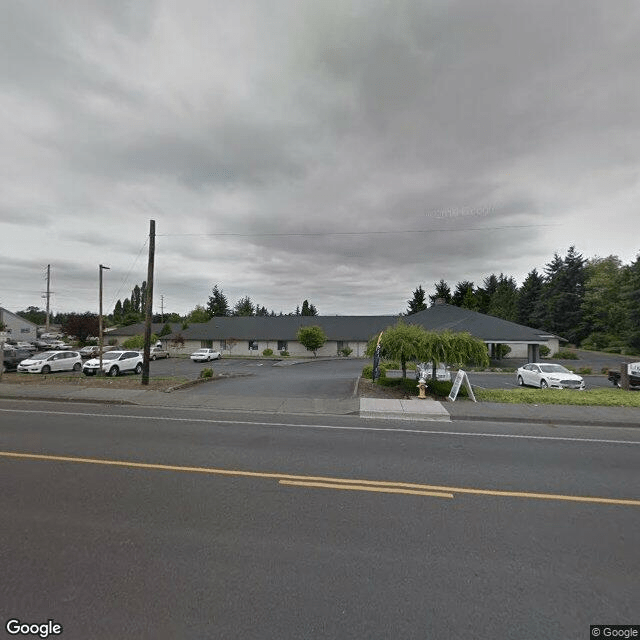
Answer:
[359, 398, 451, 421]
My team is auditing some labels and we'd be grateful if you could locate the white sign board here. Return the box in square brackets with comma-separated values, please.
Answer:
[447, 369, 477, 402]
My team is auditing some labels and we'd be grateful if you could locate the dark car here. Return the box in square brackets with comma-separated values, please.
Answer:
[2, 348, 33, 372]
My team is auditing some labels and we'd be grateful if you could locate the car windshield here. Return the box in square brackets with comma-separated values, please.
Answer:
[539, 364, 571, 373]
[195, 349, 207, 353]
[101, 352, 121, 360]
[31, 352, 55, 359]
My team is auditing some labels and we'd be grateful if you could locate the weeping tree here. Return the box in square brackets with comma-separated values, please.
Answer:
[421, 330, 489, 378]
[367, 323, 489, 380]
[365, 322, 425, 378]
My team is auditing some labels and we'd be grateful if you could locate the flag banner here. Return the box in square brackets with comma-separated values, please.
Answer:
[372, 332, 383, 381]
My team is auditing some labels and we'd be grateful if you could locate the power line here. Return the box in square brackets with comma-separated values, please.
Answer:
[108, 237, 149, 311]
[156, 223, 562, 238]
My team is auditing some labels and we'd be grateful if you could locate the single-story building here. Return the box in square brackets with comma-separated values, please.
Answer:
[107, 303, 561, 361]
[0, 308, 39, 342]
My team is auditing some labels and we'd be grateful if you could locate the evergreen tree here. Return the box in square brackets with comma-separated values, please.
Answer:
[488, 274, 518, 321]
[620, 253, 640, 352]
[113, 300, 123, 324]
[516, 269, 544, 328]
[428, 280, 452, 306]
[451, 281, 476, 309]
[207, 285, 229, 317]
[539, 246, 586, 344]
[309, 304, 318, 316]
[132, 285, 141, 314]
[301, 300, 311, 316]
[295, 305, 300, 316]
[140, 281, 147, 315]
[122, 298, 132, 315]
[407, 286, 427, 315]
[234, 296, 255, 316]
[476, 274, 499, 314]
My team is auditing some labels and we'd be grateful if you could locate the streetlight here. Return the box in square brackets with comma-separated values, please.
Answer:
[99, 264, 110, 374]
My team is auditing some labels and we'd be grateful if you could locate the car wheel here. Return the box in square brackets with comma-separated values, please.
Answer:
[41, 365, 51, 374]
[540, 380, 548, 389]
[73, 363, 81, 372]
[108, 365, 119, 377]
[134, 363, 142, 374]
[517, 375, 524, 387]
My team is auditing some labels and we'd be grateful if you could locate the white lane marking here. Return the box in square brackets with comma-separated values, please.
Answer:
[0, 408, 639, 446]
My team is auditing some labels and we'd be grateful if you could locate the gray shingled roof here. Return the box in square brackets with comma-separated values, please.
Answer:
[406, 304, 561, 342]
[107, 322, 182, 337]
[161, 304, 559, 343]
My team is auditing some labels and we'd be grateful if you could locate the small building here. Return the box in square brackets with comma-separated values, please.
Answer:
[137, 304, 561, 361]
[0, 308, 38, 342]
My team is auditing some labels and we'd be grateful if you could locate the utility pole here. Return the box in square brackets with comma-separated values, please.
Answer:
[44, 265, 51, 331]
[99, 265, 110, 374]
[160, 295, 164, 323]
[142, 220, 155, 385]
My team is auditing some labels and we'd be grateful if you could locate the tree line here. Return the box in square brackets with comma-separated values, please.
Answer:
[407, 246, 640, 354]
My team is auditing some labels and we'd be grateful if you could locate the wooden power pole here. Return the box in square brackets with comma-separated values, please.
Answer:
[142, 220, 156, 385]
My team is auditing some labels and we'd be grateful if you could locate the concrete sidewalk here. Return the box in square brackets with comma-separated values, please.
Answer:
[0, 382, 638, 426]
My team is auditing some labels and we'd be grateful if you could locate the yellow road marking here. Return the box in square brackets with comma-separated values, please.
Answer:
[279, 480, 453, 498]
[1, 450, 639, 506]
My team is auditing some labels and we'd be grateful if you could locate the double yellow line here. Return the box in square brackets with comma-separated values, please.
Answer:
[1, 450, 639, 506]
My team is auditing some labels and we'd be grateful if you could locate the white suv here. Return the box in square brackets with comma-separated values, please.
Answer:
[83, 350, 143, 377]
[17, 351, 82, 374]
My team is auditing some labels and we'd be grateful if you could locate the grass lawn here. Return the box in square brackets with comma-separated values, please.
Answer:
[475, 387, 640, 407]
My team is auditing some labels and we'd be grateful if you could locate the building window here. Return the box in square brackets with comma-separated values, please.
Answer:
[277, 340, 287, 351]
[249, 340, 258, 351]
[219, 340, 227, 350]
[337, 341, 345, 350]
[201, 340, 213, 348]
[21, 328, 31, 334]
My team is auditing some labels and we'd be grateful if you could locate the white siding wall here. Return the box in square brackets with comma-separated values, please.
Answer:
[0, 310, 38, 341]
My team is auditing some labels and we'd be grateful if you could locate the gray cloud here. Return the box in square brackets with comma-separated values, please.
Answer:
[1, 0, 638, 316]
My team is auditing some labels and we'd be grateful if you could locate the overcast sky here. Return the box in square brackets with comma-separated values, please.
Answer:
[1, 1, 638, 317]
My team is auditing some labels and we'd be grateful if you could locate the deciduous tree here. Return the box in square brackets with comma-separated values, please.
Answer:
[297, 325, 327, 356]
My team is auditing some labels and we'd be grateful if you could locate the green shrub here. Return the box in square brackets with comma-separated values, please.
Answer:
[377, 378, 419, 394]
[539, 345, 550, 358]
[122, 333, 159, 349]
[199, 368, 213, 378]
[578, 367, 592, 375]
[495, 344, 511, 359]
[362, 364, 387, 379]
[555, 349, 579, 360]
[601, 367, 610, 375]
[280, 350, 289, 357]
[426, 379, 468, 398]
[339, 347, 353, 357]
[262, 348, 274, 356]
[603, 347, 623, 354]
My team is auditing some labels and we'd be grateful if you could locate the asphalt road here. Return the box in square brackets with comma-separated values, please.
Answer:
[1, 399, 638, 639]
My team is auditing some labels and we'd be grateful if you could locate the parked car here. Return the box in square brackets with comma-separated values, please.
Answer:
[516, 363, 586, 390]
[607, 362, 640, 388]
[190, 348, 221, 362]
[46, 340, 71, 350]
[78, 345, 117, 359]
[17, 351, 82, 374]
[83, 350, 143, 377]
[149, 346, 170, 360]
[3, 348, 33, 373]
[415, 362, 451, 382]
